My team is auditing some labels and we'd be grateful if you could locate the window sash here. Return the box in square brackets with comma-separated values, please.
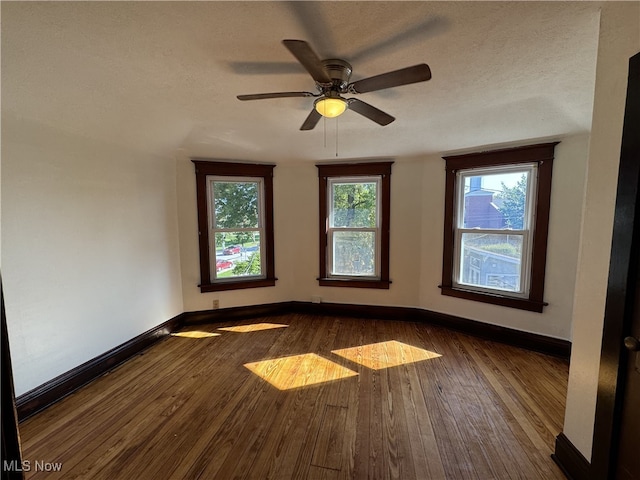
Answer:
[452, 164, 537, 298]
[207, 176, 266, 282]
[455, 164, 537, 230]
[328, 177, 381, 229]
[328, 227, 380, 278]
[327, 176, 381, 279]
[453, 229, 531, 296]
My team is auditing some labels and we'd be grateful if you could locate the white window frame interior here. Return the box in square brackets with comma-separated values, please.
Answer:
[452, 163, 538, 298]
[327, 176, 382, 279]
[207, 175, 266, 283]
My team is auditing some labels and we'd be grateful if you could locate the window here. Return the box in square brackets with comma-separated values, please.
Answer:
[317, 162, 392, 289]
[441, 143, 557, 312]
[193, 160, 276, 292]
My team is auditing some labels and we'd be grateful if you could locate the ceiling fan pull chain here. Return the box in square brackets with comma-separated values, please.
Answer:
[335, 117, 339, 157]
[323, 115, 327, 148]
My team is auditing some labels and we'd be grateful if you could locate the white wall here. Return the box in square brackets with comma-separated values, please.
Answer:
[178, 135, 588, 342]
[562, 2, 640, 460]
[1, 116, 184, 396]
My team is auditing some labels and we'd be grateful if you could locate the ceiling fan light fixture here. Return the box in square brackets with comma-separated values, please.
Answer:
[314, 97, 347, 118]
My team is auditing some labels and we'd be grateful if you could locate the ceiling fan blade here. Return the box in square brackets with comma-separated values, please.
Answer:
[237, 91, 316, 101]
[347, 99, 395, 126]
[300, 109, 322, 130]
[282, 39, 332, 85]
[348, 64, 432, 94]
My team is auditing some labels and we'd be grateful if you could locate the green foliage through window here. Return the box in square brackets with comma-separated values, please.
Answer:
[462, 233, 522, 258]
[232, 252, 261, 276]
[214, 182, 259, 229]
[333, 231, 376, 275]
[497, 174, 527, 229]
[331, 182, 377, 228]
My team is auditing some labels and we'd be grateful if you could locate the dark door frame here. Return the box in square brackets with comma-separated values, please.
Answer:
[591, 51, 640, 479]
[2, 276, 25, 480]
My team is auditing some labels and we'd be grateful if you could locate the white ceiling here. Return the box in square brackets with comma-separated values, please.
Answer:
[2, 1, 602, 162]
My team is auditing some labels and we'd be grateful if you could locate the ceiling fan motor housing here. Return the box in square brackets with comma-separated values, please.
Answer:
[320, 59, 352, 93]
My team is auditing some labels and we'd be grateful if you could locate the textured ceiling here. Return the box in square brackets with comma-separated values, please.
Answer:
[2, 1, 601, 162]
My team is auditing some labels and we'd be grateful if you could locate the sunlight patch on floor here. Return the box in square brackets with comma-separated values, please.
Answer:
[332, 340, 442, 370]
[218, 323, 289, 333]
[171, 331, 221, 339]
[244, 353, 358, 390]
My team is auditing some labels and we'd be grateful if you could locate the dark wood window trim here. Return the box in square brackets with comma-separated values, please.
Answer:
[317, 162, 393, 289]
[193, 160, 276, 292]
[441, 142, 558, 312]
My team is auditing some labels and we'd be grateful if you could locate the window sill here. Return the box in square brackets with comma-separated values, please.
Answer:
[440, 286, 546, 312]
[199, 278, 277, 292]
[318, 278, 391, 289]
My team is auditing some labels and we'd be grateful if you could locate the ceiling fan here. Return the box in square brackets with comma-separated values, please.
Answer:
[237, 40, 432, 131]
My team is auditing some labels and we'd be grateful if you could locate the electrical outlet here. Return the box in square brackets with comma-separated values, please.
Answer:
[311, 295, 322, 304]
[212, 299, 220, 309]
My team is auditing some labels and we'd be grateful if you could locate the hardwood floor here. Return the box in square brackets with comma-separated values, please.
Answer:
[19, 314, 569, 479]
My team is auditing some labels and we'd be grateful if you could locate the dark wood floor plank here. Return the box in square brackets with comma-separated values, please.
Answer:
[243, 321, 351, 480]
[397, 322, 447, 480]
[478, 336, 566, 444]
[170, 315, 314, 480]
[19, 314, 569, 480]
[184, 315, 339, 480]
[455, 337, 541, 479]
[329, 318, 362, 480]
[417, 327, 488, 479]
[459, 333, 566, 479]
[20, 335, 184, 447]
[20, 333, 225, 479]
[68, 328, 256, 480]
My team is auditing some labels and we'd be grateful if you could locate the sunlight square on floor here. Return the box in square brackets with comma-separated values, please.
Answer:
[171, 331, 221, 338]
[332, 340, 442, 370]
[244, 353, 358, 390]
[217, 323, 289, 333]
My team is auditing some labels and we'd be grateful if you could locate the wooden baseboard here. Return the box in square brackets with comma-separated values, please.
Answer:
[182, 302, 292, 324]
[16, 313, 185, 421]
[552, 433, 591, 480]
[183, 301, 571, 358]
[289, 302, 570, 358]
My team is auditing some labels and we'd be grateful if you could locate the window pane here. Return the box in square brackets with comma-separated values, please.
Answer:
[459, 233, 523, 292]
[332, 231, 376, 276]
[462, 171, 529, 229]
[215, 233, 262, 278]
[331, 182, 377, 228]
[213, 181, 259, 229]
